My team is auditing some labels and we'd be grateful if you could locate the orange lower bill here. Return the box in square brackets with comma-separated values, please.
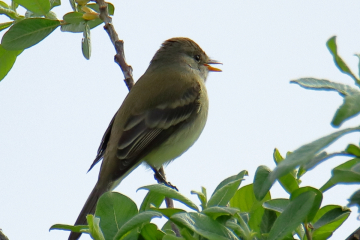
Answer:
[204, 63, 222, 72]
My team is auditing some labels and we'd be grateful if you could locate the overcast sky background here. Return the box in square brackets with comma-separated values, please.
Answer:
[1, 1, 360, 239]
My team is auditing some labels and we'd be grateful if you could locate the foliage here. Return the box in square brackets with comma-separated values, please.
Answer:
[0, 0, 115, 80]
[50, 167, 351, 240]
[2, 1, 360, 239]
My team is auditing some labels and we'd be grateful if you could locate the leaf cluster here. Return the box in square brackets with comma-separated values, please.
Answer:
[0, 0, 114, 80]
[50, 167, 350, 240]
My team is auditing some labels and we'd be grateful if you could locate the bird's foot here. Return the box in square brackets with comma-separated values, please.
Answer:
[152, 167, 178, 191]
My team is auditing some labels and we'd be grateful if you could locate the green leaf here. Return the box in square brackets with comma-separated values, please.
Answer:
[230, 184, 271, 234]
[63, 11, 84, 23]
[163, 235, 185, 240]
[95, 192, 138, 240]
[356, 54, 360, 79]
[312, 206, 350, 230]
[311, 205, 350, 240]
[81, 22, 90, 59]
[346, 144, 360, 157]
[332, 92, 360, 127]
[24, 10, 43, 18]
[312, 232, 332, 240]
[304, 151, 332, 170]
[234, 212, 257, 240]
[139, 191, 165, 213]
[202, 206, 240, 219]
[60, 16, 104, 32]
[225, 221, 248, 240]
[170, 212, 239, 240]
[120, 228, 140, 240]
[202, 186, 207, 196]
[295, 225, 305, 240]
[304, 151, 356, 172]
[260, 209, 277, 234]
[60, 21, 86, 32]
[326, 36, 359, 83]
[320, 158, 360, 192]
[348, 189, 360, 211]
[1, 18, 59, 50]
[49, 223, 88, 233]
[114, 211, 162, 240]
[87, 2, 114, 15]
[253, 165, 271, 201]
[87, 18, 102, 29]
[273, 148, 299, 194]
[86, 215, 105, 240]
[191, 189, 207, 210]
[297, 165, 307, 180]
[0, 1, 9, 8]
[254, 127, 360, 200]
[45, 10, 57, 20]
[14, 0, 51, 15]
[10, 1, 19, 11]
[268, 191, 316, 240]
[238, 212, 249, 224]
[0, 21, 12, 32]
[25, 9, 56, 19]
[161, 220, 177, 234]
[291, 78, 360, 96]
[290, 187, 322, 222]
[211, 170, 248, 197]
[180, 228, 198, 240]
[69, 0, 76, 11]
[139, 184, 199, 211]
[263, 199, 290, 213]
[0, 6, 22, 20]
[140, 223, 165, 240]
[0, 44, 22, 81]
[50, 0, 60, 9]
[208, 179, 242, 207]
[152, 208, 185, 218]
[273, 148, 285, 163]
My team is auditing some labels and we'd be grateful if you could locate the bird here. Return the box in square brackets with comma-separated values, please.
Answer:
[68, 37, 221, 240]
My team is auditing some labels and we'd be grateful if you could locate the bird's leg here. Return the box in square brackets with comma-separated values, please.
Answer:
[151, 166, 178, 191]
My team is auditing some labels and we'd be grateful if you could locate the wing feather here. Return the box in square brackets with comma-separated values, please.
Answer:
[117, 84, 201, 163]
[89, 83, 201, 173]
[87, 112, 117, 172]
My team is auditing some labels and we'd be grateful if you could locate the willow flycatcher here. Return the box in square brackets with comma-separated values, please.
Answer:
[69, 37, 221, 240]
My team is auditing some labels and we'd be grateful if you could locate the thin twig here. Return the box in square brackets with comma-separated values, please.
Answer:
[94, 0, 179, 235]
[95, 0, 134, 89]
[304, 223, 312, 240]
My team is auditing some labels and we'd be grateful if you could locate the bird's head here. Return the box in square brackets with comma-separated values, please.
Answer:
[150, 37, 221, 80]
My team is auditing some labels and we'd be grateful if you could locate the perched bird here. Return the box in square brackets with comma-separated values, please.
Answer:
[69, 37, 221, 240]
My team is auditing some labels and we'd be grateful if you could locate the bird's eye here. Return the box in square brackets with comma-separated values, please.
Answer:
[194, 55, 201, 62]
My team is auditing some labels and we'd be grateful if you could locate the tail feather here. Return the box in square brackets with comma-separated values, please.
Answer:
[68, 184, 109, 240]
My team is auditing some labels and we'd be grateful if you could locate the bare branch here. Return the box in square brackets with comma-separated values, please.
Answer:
[95, 0, 134, 90]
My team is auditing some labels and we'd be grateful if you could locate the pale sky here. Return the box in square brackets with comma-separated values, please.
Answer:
[1, 1, 360, 239]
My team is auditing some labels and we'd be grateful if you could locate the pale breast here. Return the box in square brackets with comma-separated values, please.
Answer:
[144, 83, 208, 168]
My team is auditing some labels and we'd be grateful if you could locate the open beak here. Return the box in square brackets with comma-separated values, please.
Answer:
[204, 59, 222, 72]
